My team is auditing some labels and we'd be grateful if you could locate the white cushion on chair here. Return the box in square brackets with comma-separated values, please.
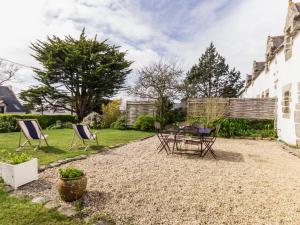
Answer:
[40, 134, 48, 140]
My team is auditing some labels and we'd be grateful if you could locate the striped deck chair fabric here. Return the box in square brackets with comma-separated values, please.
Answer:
[17, 119, 49, 151]
[70, 124, 99, 151]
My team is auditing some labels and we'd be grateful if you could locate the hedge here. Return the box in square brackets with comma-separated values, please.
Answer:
[0, 114, 77, 133]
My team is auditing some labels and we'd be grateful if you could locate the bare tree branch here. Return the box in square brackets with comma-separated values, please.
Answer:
[0, 60, 20, 85]
[128, 60, 183, 116]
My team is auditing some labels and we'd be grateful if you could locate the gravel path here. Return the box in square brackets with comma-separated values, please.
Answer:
[16, 137, 300, 225]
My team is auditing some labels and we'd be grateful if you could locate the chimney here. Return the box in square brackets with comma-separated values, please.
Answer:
[246, 75, 252, 86]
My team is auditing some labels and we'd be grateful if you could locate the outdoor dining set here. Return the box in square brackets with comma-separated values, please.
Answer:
[155, 122, 220, 159]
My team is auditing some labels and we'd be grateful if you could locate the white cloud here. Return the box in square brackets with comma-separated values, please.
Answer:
[0, 0, 291, 96]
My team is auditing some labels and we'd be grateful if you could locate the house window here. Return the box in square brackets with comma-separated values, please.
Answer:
[282, 90, 291, 115]
[0, 106, 4, 114]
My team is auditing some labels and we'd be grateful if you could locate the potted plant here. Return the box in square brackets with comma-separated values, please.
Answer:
[56, 167, 87, 202]
[0, 151, 38, 190]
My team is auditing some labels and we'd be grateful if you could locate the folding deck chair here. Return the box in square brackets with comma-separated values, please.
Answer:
[17, 119, 49, 151]
[70, 124, 99, 151]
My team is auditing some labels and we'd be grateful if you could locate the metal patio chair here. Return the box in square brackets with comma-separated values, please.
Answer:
[201, 125, 221, 159]
[70, 124, 99, 151]
[181, 125, 203, 153]
[17, 119, 49, 151]
[154, 121, 176, 154]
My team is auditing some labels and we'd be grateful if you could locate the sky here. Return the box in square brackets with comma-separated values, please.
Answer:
[0, 0, 288, 96]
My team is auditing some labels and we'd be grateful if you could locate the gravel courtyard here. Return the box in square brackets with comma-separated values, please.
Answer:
[17, 137, 300, 225]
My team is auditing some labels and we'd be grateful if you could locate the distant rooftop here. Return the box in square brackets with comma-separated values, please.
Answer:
[0, 86, 24, 112]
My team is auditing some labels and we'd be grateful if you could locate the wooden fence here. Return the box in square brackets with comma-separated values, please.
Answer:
[187, 98, 277, 120]
[126, 101, 156, 126]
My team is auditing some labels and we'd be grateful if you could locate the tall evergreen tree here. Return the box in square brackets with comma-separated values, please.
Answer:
[30, 29, 132, 120]
[186, 43, 244, 98]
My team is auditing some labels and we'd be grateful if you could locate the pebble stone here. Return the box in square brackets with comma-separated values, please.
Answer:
[14, 137, 300, 225]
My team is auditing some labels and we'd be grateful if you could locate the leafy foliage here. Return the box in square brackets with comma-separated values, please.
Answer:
[101, 100, 121, 128]
[30, 29, 132, 120]
[172, 107, 187, 122]
[186, 43, 244, 98]
[0, 151, 32, 165]
[58, 167, 84, 179]
[19, 86, 50, 113]
[110, 114, 127, 130]
[0, 114, 76, 133]
[188, 117, 275, 138]
[133, 115, 155, 131]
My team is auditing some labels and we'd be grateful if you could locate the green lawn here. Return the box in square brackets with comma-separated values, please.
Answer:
[0, 188, 80, 225]
[0, 129, 153, 165]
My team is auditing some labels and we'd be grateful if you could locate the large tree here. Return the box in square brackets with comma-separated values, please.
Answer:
[30, 29, 132, 120]
[186, 43, 244, 98]
[0, 59, 19, 85]
[129, 61, 182, 117]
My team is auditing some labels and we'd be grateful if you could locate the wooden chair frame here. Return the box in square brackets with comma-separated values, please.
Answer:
[17, 119, 49, 151]
[69, 124, 99, 151]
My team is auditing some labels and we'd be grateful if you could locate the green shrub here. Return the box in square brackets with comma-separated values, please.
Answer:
[58, 167, 84, 179]
[212, 118, 275, 138]
[101, 100, 121, 128]
[110, 115, 127, 130]
[0, 114, 77, 133]
[188, 117, 275, 138]
[133, 115, 155, 131]
[172, 107, 187, 122]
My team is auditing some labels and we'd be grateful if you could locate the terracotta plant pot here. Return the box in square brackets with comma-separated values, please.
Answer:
[56, 175, 87, 202]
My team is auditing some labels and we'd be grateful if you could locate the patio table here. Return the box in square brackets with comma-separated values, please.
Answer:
[169, 127, 214, 155]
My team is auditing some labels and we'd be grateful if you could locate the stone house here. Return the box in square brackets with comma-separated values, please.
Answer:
[240, 0, 300, 146]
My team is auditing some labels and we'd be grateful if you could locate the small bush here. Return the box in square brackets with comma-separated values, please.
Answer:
[0, 151, 33, 165]
[82, 112, 102, 129]
[101, 100, 121, 128]
[133, 115, 155, 131]
[110, 115, 127, 130]
[0, 114, 77, 133]
[172, 107, 187, 122]
[58, 167, 84, 179]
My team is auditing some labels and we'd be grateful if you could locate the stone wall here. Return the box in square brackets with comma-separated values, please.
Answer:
[126, 101, 156, 126]
[294, 82, 300, 146]
[187, 98, 277, 120]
